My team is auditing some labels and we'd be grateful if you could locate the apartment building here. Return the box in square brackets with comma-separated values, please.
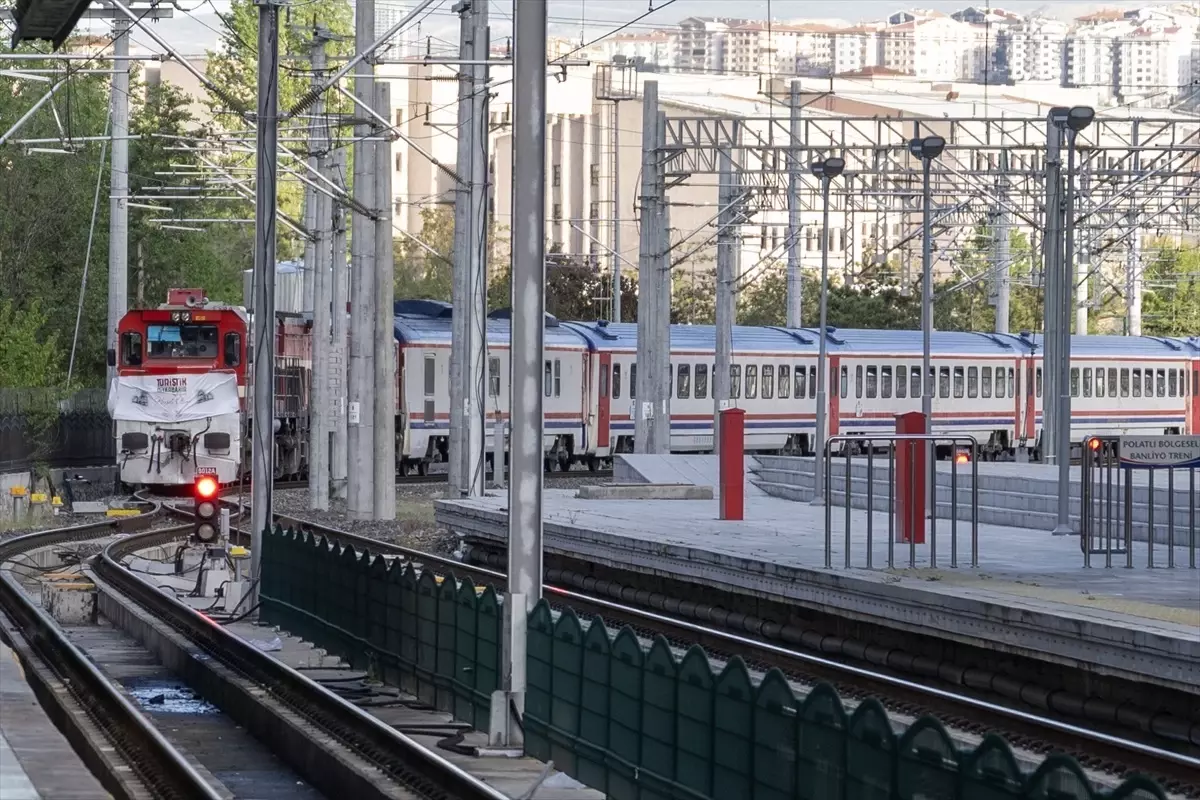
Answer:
[1006, 18, 1069, 83]
[670, 17, 749, 73]
[1066, 7, 1200, 106]
[584, 31, 671, 68]
[878, 17, 986, 81]
[832, 26, 883, 75]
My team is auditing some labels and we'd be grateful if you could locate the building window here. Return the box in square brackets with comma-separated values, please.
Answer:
[590, 164, 601, 186]
[394, 153, 403, 172]
[489, 357, 501, 397]
[394, 108, 404, 126]
[589, 202, 600, 221]
[552, 164, 562, 187]
[552, 204, 562, 222]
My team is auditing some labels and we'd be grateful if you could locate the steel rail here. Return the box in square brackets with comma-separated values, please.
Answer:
[95, 524, 509, 800]
[0, 508, 222, 800]
[269, 514, 1200, 794]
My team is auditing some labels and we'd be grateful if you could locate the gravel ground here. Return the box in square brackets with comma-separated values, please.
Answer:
[272, 471, 612, 557]
[0, 501, 120, 540]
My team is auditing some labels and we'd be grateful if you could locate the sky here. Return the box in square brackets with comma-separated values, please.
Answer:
[79, 0, 1129, 55]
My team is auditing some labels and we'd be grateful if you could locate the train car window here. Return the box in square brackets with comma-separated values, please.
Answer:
[1132, 369, 1142, 398]
[967, 367, 978, 399]
[778, 366, 790, 399]
[1070, 368, 1079, 398]
[424, 355, 437, 395]
[939, 367, 951, 399]
[695, 364, 708, 399]
[1120, 368, 1130, 397]
[1108, 368, 1117, 397]
[1035, 368, 1042, 398]
[866, 366, 878, 399]
[677, 364, 691, 399]
[997, 368, 1007, 399]
[1082, 368, 1092, 398]
[762, 365, 774, 399]
[223, 332, 241, 367]
[490, 358, 502, 397]
[855, 365, 863, 399]
[1008, 368, 1015, 398]
[120, 331, 143, 366]
[897, 366, 907, 399]
[612, 364, 621, 399]
[731, 365, 742, 399]
[631, 364, 637, 398]
[1157, 369, 1166, 398]
[928, 367, 937, 398]
[1143, 369, 1152, 397]
[554, 359, 561, 396]
[544, 361, 553, 397]
[910, 366, 921, 398]
[981, 367, 992, 398]
[1194, 370, 1199, 397]
[840, 366, 849, 399]
[745, 365, 758, 399]
[1170, 369, 1179, 398]
[953, 367, 965, 399]
[810, 367, 817, 399]
[795, 367, 807, 400]
[1095, 370, 1104, 397]
[881, 366, 892, 399]
[146, 323, 218, 359]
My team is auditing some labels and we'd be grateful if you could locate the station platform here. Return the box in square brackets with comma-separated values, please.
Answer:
[0, 640, 109, 799]
[435, 455, 1200, 696]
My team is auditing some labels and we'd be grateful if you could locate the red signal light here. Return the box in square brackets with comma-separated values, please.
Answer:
[195, 475, 218, 499]
[1088, 437, 1102, 451]
[954, 452, 970, 465]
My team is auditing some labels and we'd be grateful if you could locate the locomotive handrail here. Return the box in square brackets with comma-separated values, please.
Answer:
[822, 433, 980, 570]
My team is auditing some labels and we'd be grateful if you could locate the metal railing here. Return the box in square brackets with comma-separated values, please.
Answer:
[823, 434, 979, 570]
[1080, 437, 1198, 569]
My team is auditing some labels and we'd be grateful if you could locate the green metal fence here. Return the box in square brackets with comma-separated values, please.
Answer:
[259, 525, 1168, 800]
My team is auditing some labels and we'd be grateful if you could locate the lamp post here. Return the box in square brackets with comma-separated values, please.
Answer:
[908, 136, 945, 434]
[810, 156, 845, 506]
[1054, 106, 1094, 536]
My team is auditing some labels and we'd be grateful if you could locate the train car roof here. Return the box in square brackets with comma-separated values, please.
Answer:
[392, 311, 589, 349]
[1015, 332, 1199, 357]
[826, 328, 1030, 356]
[563, 321, 830, 353]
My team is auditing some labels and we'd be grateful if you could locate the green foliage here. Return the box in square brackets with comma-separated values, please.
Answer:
[1141, 240, 1200, 336]
[394, 206, 455, 301]
[0, 301, 64, 388]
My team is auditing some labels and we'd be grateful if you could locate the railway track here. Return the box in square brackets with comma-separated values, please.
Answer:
[0, 500, 510, 799]
[269, 513, 1200, 799]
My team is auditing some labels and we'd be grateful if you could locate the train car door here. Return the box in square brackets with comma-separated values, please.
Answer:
[1190, 360, 1200, 434]
[829, 355, 841, 436]
[597, 352, 612, 454]
[1026, 357, 1038, 444]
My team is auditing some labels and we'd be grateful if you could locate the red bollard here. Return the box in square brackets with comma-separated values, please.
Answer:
[895, 411, 927, 544]
[719, 408, 746, 521]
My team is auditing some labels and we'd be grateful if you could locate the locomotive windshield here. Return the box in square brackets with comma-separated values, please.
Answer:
[146, 323, 219, 359]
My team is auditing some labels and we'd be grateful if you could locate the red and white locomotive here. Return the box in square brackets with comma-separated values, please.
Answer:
[109, 288, 311, 487]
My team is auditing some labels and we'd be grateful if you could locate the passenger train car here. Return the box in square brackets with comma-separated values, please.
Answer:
[114, 291, 1200, 487]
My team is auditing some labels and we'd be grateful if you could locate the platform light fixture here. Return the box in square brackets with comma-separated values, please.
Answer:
[809, 156, 845, 506]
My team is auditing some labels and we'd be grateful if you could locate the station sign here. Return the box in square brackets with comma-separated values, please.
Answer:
[1118, 436, 1200, 469]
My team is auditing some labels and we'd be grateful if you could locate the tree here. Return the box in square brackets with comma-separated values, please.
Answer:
[394, 206, 455, 301]
[0, 301, 63, 388]
[1141, 240, 1200, 336]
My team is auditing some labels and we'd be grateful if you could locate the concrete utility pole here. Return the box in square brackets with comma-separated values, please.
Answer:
[250, 0, 282, 603]
[330, 148, 350, 495]
[308, 28, 332, 511]
[786, 80, 803, 329]
[610, 97, 622, 322]
[373, 80, 396, 520]
[107, 15, 130, 392]
[464, 1, 490, 498]
[991, 151, 1011, 335]
[347, 0, 377, 519]
[492, 0, 545, 750]
[1126, 211, 1143, 336]
[714, 146, 737, 455]
[634, 80, 669, 454]
[448, 3, 472, 497]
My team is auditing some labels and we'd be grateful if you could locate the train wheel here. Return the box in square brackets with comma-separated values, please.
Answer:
[587, 455, 600, 473]
[417, 461, 428, 476]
